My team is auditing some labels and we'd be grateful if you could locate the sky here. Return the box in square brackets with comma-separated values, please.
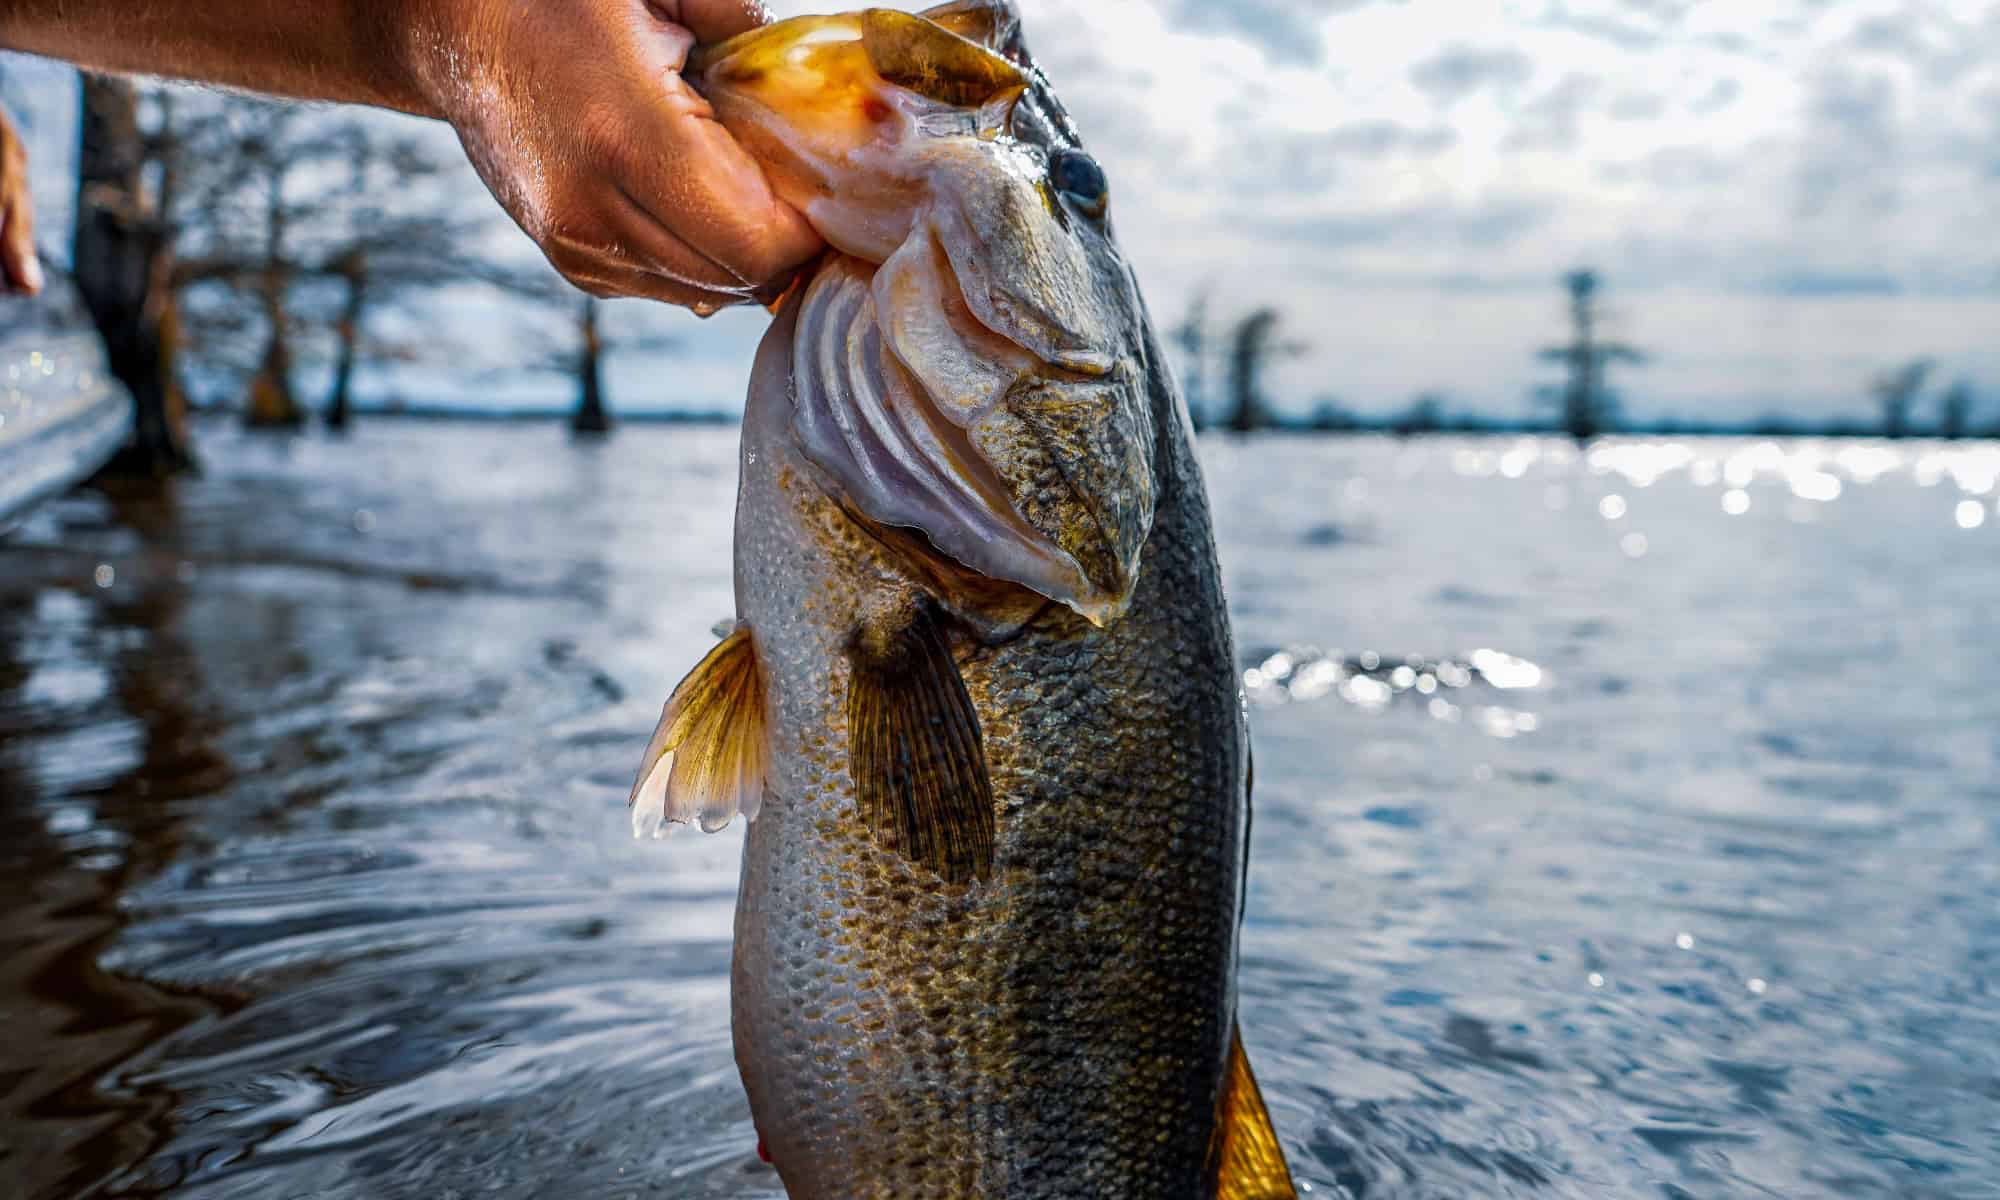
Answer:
[4, 0, 1998, 426]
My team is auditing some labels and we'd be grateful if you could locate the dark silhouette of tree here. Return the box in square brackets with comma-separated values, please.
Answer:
[1938, 378, 1975, 441]
[479, 280, 680, 429]
[1306, 397, 1358, 431]
[323, 248, 367, 431]
[1224, 308, 1306, 433]
[573, 296, 610, 435]
[1537, 268, 1644, 442]
[1869, 359, 1933, 439]
[1171, 289, 1211, 429]
[72, 75, 196, 475]
[1391, 391, 1447, 437]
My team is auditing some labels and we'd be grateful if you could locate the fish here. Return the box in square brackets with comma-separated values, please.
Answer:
[628, 3, 1295, 1195]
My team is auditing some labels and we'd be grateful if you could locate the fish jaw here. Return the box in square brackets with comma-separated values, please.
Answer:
[689, 10, 1028, 263]
[790, 252, 1151, 625]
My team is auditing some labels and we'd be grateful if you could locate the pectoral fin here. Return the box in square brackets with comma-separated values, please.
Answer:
[1210, 1023, 1298, 1199]
[846, 606, 995, 884]
[631, 627, 768, 837]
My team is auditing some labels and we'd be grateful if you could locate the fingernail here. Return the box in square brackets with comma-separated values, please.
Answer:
[21, 254, 42, 294]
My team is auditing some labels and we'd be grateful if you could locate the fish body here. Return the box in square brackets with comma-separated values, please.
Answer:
[632, 5, 1294, 1195]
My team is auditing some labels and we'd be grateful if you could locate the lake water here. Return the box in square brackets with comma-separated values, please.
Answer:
[2, 424, 1996, 1198]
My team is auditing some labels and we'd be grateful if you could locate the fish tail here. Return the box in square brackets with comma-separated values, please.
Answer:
[630, 625, 769, 837]
[1209, 1021, 1298, 1199]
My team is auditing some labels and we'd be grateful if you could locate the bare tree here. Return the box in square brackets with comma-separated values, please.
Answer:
[164, 96, 476, 428]
[1938, 378, 1975, 441]
[1171, 289, 1211, 429]
[1869, 359, 1933, 439]
[1537, 268, 1644, 442]
[1392, 391, 1447, 437]
[1223, 308, 1306, 433]
[72, 75, 195, 474]
[478, 273, 681, 431]
[573, 296, 610, 434]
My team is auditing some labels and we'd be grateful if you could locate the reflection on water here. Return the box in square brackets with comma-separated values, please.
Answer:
[1, 426, 1996, 1198]
[1243, 645, 1546, 736]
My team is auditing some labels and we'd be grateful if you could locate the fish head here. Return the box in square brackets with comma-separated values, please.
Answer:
[693, 3, 1156, 625]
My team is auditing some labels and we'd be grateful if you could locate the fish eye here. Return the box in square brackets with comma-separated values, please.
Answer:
[1049, 148, 1108, 214]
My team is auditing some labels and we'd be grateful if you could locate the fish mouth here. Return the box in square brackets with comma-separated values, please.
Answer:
[791, 249, 1151, 626]
[696, 8, 1157, 624]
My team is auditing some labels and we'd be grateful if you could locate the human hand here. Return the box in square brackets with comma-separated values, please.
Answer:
[405, 0, 822, 313]
[0, 106, 43, 296]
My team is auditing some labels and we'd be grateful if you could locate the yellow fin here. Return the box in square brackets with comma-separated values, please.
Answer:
[846, 607, 994, 883]
[1210, 1022, 1298, 1199]
[630, 627, 767, 837]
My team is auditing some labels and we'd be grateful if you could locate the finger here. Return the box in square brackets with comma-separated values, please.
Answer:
[544, 219, 757, 302]
[1, 196, 41, 296]
[575, 269, 743, 316]
[551, 243, 749, 314]
[608, 184, 760, 293]
[630, 75, 825, 288]
[603, 191, 808, 306]
[650, 0, 773, 45]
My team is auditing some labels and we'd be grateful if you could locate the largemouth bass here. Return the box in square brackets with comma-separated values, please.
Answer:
[630, 4, 1295, 1195]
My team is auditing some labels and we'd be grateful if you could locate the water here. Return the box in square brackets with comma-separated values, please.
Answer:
[2, 424, 1996, 1199]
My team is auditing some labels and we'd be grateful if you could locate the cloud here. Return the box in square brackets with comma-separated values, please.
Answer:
[1794, 66, 1902, 220]
[1536, 3, 1678, 51]
[1322, 120, 1458, 157]
[1847, 6, 1990, 83]
[1409, 45, 1535, 105]
[1155, 0, 1386, 67]
[1614, 145, 1736, 191]
[1228, 129, 1347, 195]
[1504, 73, 1605, 151]
[1259, 196, 1554, 251]
[1607, 88, 1668, 121]
[1222, 120, 1457, 197]
[1689, 76, 1741, 114]
[1765, 270, 1904, 297]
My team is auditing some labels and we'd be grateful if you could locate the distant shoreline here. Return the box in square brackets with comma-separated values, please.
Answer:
[290, 406, 741, 426]
[270, 408, 2000, 441]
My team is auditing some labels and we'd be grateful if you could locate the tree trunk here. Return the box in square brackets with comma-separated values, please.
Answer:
[245, 329, 301, 428]
[245, 274, 301, 428]
[1226, 309, 1278, 434]
[571, 296, 611, 435]
[1562, 272, 1600, 443]
[73, 75, 195, 476]
[325, 271, 364, 431]
[1940, 384, 1971, 441]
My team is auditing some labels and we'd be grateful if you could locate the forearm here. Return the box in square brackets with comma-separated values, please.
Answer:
[0, 0, 824, 310]
[0, 0, 449, 117]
